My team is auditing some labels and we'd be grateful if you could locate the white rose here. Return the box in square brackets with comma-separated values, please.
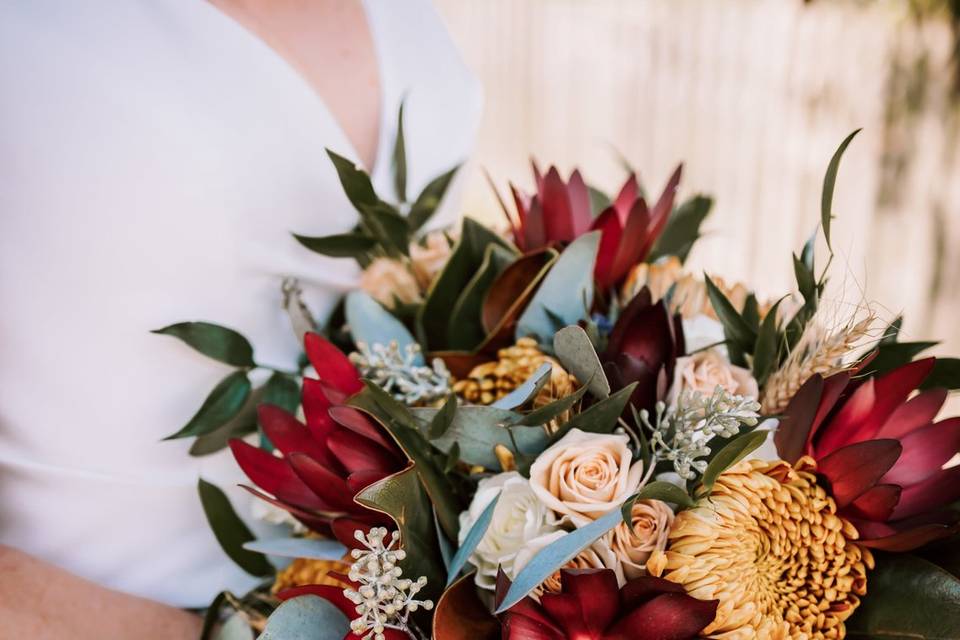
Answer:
[681, 314, 726, 353]
[458, 472, 560, 591]
[529, 429, 646, 527]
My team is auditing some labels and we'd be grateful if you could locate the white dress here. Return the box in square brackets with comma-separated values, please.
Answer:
[0, 0, 481, 607]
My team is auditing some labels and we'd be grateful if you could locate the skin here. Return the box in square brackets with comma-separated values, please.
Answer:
[1, 2, 381, 637]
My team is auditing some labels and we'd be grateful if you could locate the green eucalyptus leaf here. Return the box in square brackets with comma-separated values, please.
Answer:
[492, 362, 553, 410]
[409, 165, 460, 231]
[447, 493, 500, 586]
[752, 299, 784, 386]
[257, 595, 350, 640]
[447, 243, 516, 350]
[326, 149, 378, 212]
[190, 385, 263, 456]
[201, 592, 229, 640]
[821, 129, 861, 252]
[860, 341, 939, 378]
[292, 232, 376, 259]
[355, 466, 447, 601]
[495, 508, 623, 613]
[444, 441, 461, 473]
[198, 478, 273, 577]
[410, 405, 550, 470]
[705, 275, 756, 351]
[846, 554, 960, 639]
[553, 325, 610, 399]
[262, 373, 300, 413]
[243, 537, 346, 560]
[516, 232, 601, 341]
[553, 383, 637, 440]
[216, 614, 255, 640]
[621, 481, 695, 522]
[648, 194, 713, 264]
[741, 293, 761, 333]
[345, 291, 422, 365]
[165, 371, 251, 440]
[510, 381, 590, 427]
[428, 393, 458, 439]
[359, 201, 410, 257]
[392, 102, 407, 202]
[700, 430, 769, 494]
[152, 322, 255, 368]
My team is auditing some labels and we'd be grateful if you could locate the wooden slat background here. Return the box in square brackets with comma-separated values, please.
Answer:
[436, 0, 960, 361]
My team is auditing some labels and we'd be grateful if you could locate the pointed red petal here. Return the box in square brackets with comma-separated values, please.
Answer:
[327, 429, 401, 475]
[502, 613, 566, 640]
[875, 388, 948, 439]
[346, 469, 391, 494]
[567, 169, 593, 236]
[775, 374, 826, 463]
[844, 484, 901, 521]
[239, 484, 332, 533]
[304, 333, 363, 395]
[893, 464, 960, 520]
[884, 417, 960, 486]
[590, 207, 624, 289]
[258, 404, 340, 471]
[607, 198, 651, 284]
[540, 570, 619, 639]
[612, 174, 639, 223]
[540, 167, 576, 243]
[287, 453, 356, 512]
[636, 165, 682, 261]
[854, 511, 960, 551]
[229, 439, 328, 511]
[603, 592, 718, 640]
[817, 440, 902, 508]
[328, 406, 398, 453]
[302, 378, 335, 440]
[619, 577, 686, 610]
[524, 197, 548, 250]
[531, 159, 545, 192]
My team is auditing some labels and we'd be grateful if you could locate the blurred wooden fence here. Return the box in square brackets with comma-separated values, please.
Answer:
[436, 0, 960, 360]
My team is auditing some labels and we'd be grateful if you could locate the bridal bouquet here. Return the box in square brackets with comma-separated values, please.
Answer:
[158, 123, 960, 640]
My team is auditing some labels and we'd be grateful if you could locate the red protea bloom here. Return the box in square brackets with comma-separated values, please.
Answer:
[603, 287, 685, 412]
[230, 333, 405, 547]
[502, 163, 682, 288]
[497, 569, 717, 640]
[775, 357, 960, 551]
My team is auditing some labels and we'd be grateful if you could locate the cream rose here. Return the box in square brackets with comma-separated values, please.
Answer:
[529, 429, 646, 526]
[359, 257, 422, 309]
[670, 348, 758, 403]
[607, 499, 674, 579]
[457, 472, 560, 590]
[513, 531, 625, 594]
[409, 231, 452, 290]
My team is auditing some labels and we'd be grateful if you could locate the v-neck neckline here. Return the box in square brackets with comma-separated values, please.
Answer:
[199, 0, 390, 177]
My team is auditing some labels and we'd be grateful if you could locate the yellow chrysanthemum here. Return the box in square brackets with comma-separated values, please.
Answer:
[271, 558, 351, 594]
[647, 457, 872, 640]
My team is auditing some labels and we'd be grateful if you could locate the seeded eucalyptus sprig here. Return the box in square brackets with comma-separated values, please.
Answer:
[294, 103, 461, 267]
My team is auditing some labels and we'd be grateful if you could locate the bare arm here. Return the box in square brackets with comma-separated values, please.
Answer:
[0, 545, 203, 640]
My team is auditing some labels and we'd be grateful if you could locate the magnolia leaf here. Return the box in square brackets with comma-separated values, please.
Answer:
[921, 357, 960, 391]
[700, 430, 769, 494]
[510, 381, 590, 427]
[355, 465, 447, 601]
[553, 325, 610, 398]
[215, 614, 255, 640]
[821, 129, 861, 252]
[408, 164, 460, 231]
[165, 371, 251, 440]
[621, 481, 696, 522]
[428, 393, 458, 439]
[648, 194, 713, 264]
[447, 493, 500, 586]
[392, 102, 407, 202]
[198, 479, 273, 577]
[410, 405, 550, 470]
[516, 232, 600, 341]
[846, 554, 960, 639]
[492, 362, 553, 410]
[418, 218, 514, 350]
[495, 508, 623, 613]
[705, 274, 756, 351]
[326, 149, 378, 212]
[152, 322, 255, 368]
[257, 595, 350, 640]
[292, 232, 376, 259]
[190, 385, 263, 456]
[358, 202, 410, 257]
[345, 291, 422, 365]
[447, 243, 516, 350]
[434, 573, 500, 640]
[553, 383, 637, 440]
[242, 537, 346, 561]
[351, 384, 461, 541]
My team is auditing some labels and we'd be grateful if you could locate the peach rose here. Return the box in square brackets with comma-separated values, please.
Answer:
[670, 349, 758, 402]
[513, 531, 625, 594]
[529, 429, 646, 526]
[409, 231, 453, 290]
[607, 499, 674, 579]
[359, 257, 422, 309]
